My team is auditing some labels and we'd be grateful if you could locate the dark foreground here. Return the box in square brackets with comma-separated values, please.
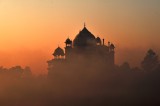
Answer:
[0, 67, 160, 106]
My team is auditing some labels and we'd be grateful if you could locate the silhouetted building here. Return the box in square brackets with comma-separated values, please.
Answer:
[47, 24, 115, 76]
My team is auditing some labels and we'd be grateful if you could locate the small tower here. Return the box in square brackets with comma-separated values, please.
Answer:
[102, 39, 105, 45]
[108, 41, 111, 47]
[109, 43, 115, 65]
[110, 43, 115, 52]
[65, 38, 72, 47]
[65, 38, 73, 59]
[53, 46, 65, 59]
[96, 37, 102, 45]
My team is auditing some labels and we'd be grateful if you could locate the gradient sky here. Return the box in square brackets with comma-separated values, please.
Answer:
[0, 0, 160, 74]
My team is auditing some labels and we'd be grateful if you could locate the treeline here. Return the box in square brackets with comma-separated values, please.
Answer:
[0, 66, 32, 79]
[118, 49, 160, 73]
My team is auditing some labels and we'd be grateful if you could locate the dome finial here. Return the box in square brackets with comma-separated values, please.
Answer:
[84, 22, 86, 27]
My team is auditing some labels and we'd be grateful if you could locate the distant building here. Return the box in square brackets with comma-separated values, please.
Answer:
[47, 24, 115, 76]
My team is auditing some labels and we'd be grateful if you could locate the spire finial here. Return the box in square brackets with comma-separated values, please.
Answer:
[84, 22, 86, 27]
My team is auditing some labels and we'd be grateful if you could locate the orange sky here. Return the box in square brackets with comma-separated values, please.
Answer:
[0, 0, 160, 74]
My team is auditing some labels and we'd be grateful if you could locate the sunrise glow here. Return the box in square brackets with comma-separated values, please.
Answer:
[0, 0, 159, 74]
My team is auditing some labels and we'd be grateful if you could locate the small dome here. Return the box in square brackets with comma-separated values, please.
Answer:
[96, 37, 102, 44]
[110, 43, 115, 49]
[65, 38, 72, 44]
[53, 47, 65, 56]
[148, 49, 155, 55]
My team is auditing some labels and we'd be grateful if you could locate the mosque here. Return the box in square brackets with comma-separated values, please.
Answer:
[47, 24, 115, 75]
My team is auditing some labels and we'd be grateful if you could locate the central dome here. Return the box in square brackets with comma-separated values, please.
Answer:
[73, 26, 96, 47]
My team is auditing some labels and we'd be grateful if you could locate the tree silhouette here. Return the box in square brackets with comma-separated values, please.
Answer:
[23, 66, 32, 78]
[120, 62, 131, 71]
[141, 49, 159, 72]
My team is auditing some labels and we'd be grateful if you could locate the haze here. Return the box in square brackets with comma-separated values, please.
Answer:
[0, 0, 160, 74]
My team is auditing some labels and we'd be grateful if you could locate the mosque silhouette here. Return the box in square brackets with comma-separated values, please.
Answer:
[47, 24, 115, 76]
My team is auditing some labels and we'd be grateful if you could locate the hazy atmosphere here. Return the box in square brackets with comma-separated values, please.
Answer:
[0, 0, 160, 106]
[0, 0, 160, 74]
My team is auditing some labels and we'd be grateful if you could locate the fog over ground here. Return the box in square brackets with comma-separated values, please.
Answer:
[0, 49, 160, 106]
